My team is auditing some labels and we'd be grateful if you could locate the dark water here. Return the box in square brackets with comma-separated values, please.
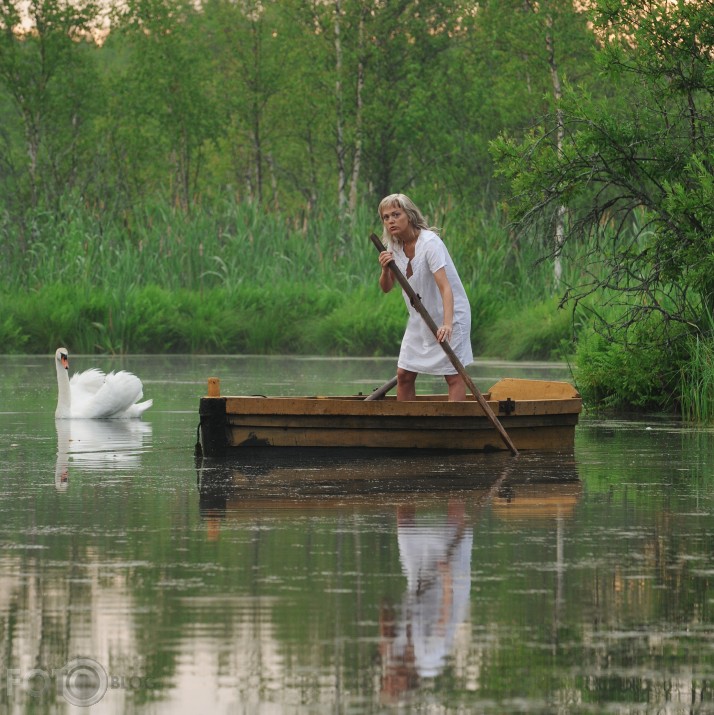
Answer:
[2, 354, 714, 714]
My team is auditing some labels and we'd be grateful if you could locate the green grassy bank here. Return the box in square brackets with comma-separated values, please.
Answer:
[0, 200, 572, 360]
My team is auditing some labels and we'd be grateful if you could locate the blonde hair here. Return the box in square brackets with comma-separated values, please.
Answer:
[378, 193, 436, 248]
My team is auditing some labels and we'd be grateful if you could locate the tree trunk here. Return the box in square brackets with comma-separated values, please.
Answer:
[545, 13, 565, 286]
[348, 7, 365, 215]
[334, 0, 347, 215]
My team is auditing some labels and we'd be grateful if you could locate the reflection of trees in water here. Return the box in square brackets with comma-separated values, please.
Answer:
[0, 420, 152, 707]
[0, 473, 580, 711]
[0, 420, 155, 705]
[0, 551, 142, 708]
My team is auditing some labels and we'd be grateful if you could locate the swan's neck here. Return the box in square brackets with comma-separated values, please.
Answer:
[55, 362, 72, 418]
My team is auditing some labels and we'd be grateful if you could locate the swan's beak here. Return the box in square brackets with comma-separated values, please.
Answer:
[60, 353, 68, 370]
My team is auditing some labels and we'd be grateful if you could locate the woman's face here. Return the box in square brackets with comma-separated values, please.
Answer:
[381, 203, 411, 241]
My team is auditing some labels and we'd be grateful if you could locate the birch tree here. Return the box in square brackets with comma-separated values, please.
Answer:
[525, 0, 567, 286]
[474, 0, 595, 283]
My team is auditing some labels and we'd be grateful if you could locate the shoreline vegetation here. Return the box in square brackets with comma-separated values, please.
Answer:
[0, 197, 696, 419]
[1, 201, 573, 360]
[3, 196, 714, 421]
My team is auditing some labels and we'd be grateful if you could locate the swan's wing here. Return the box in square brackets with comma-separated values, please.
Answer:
[82, 370, 144, 419]
[70, 368, 107, 396]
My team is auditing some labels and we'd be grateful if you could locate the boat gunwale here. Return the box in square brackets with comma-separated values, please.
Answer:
[213, 394, 583, 418]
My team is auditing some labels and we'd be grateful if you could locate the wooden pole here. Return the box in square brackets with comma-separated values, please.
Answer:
[370, 232, 519, 456]
[364, 375, 398, 401]
[207, 377, 221, 397]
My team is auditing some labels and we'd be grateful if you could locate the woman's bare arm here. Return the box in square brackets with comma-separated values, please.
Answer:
[433, 267, 454, 342]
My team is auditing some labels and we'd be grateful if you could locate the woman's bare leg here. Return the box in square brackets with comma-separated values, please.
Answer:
[445, 374, 467, 401]
[397, 368, 418, 401]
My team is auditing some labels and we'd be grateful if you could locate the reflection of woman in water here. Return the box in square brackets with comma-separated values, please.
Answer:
[379, 500, 473, 700]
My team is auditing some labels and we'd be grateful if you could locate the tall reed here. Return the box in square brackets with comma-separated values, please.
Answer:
[0, 195, 578, 356]
[680, 333, 714, 423]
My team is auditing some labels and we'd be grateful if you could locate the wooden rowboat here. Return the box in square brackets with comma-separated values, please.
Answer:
[197, 377, 582, 457]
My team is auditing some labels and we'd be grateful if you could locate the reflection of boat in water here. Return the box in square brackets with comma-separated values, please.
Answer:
[491, 453, 582, 522]
[54, 419, 152, 490]
[196, 451, 581, 519]
[492, 481, 583, 521]
[196, 451, 583, 690]
[197, 378, 582, 457]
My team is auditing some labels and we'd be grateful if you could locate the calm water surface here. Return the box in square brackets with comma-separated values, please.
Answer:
[1, 354, 714, 714]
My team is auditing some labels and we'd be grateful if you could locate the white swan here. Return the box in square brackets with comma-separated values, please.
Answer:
[54, 347, 153, 419]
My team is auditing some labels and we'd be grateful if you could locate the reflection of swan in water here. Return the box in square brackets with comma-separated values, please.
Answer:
[380, 501, 472, 699]
[54, 419, 152, 490]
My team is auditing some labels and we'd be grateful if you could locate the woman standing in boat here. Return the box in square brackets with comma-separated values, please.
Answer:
[376, 193, 473, 401]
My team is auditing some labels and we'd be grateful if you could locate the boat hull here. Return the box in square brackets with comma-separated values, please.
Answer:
[198, 378, 582, 457]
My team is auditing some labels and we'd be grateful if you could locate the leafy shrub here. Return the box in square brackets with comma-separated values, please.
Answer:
[574, 318, 686, 412]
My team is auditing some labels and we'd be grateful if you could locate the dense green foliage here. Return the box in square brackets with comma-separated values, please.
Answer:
[1, 0, 713, 416]
[0, 0, 597, 218]
[494, 0, 714, 417]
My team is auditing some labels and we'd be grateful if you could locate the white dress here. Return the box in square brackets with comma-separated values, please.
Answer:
[391, 229, 473, 375]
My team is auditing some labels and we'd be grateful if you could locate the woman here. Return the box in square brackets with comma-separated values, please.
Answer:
[376, 193, 473, 401]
